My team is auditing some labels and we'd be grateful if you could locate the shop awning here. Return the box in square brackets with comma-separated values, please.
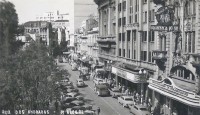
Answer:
[149, 78, 200, 108]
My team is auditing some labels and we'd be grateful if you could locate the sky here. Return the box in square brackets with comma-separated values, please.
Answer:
[4, 0, 74, 33]
[2, 0, 97, 33]
[74, 0, 98, 30]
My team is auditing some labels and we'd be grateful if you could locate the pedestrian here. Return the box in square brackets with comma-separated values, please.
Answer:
[97, 107, 100, 115]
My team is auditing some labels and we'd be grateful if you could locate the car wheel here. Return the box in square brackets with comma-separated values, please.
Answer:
[97, 91, 100, 96]
[122, 104, 125, 108]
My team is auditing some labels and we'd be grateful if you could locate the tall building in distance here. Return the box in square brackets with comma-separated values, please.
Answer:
[95, 0, 200, 115]
[36, 10, 69, 22]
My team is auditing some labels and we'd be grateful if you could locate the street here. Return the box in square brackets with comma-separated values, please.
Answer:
[58, 62, 132, 115]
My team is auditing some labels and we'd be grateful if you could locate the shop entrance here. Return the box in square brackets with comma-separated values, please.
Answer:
[173, 100, 188, 115]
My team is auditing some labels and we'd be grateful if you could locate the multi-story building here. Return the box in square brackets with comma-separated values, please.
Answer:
[51, 20, 70, 44]
[36, 10, 69, 22]
[24, 21, 52, 46]
[95, 0, 200, 114]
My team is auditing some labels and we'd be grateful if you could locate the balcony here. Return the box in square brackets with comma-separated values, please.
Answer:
[125, 23, 139, 30]
[97, 36, 116, 43]
[98, 53, 117, 61]
[152, 50, 167, 61]
[116, 57, 157, 72]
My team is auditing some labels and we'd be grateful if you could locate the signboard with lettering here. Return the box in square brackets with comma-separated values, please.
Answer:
[150, 5, 179, 32]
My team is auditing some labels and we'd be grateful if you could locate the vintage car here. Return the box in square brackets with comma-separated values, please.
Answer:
[93, 78, 105, 85]
[66, 92, 79, 98]
[129, 105, 151, 115]
[109, 87, 122, 98]
[76, 78, 85, 87]
[94, 84, 110, 96]
[118, 96, 134, 108]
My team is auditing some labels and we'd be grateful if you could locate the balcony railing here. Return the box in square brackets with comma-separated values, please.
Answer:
[149, 78, 200, 107]
[98, 53, 117, 61]
[97, 36, 116, 43]
[152, 50, 167, 61]
[125, 23, 139, 29]
[117, 57, 157, 71]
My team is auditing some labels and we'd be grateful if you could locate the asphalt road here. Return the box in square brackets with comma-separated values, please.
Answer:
[58, 62, 132, 115]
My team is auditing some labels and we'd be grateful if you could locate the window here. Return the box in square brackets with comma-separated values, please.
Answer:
[149, 31, 155, 42]
[118, 3, 122, 12]
[149, 10, 151, 22]
[193, 0, 196, 15]
[143, 0, 147, 4]
[129, 16, 132, 24]
[142, 31, 147, 42]
[118, 18, 121, 27]
[135, 14, 138, 23]
[185, 32, 195, 53]
[123, 1, 126, 11]
[122, 33, 125, 41]
[127, 31, 130, 41]
[144, 11, 147, 23]
[148, 51, 152, 62]
[123, 49, 125, 57]
[122, 17, 126, 26]
[119, 33, 121, 41]
[128, 49, 130, 58]
[133, 30, 136, 41]
[141, 51, 147, 61]
[151, 10, 155, 21]
[119, 49, 121, 56]
[133, 50, 136, 59]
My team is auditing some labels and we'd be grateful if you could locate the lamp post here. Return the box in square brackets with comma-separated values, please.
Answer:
[139, 69, 147, 105]
[107, 60, 112, 80]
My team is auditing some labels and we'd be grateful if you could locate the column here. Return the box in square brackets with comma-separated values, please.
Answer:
[125, 31, 128, 58]
[130, 30, 133, 59]
[116, 0, 119, 57]
[116, 74, 119, 88]
[108, 6, 111, 35]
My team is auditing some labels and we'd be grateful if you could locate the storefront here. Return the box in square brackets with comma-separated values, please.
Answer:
[149, 78, 200, 115]
[112, 66, 148, 98]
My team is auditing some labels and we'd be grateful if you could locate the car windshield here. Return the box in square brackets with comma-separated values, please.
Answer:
[140, 108, 147, 111]
[125, 98, 133, 101]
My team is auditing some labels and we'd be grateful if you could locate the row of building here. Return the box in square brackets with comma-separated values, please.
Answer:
[16, 10, 74, 52]
[75, 0, 200, 115]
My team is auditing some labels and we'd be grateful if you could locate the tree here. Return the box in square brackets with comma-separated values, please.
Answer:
[0, 0, 18, 56]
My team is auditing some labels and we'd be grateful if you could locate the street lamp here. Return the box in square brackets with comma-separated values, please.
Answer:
[139, 69, 147, 105]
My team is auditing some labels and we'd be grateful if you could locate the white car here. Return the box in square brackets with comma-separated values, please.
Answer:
[130, 105, 151, 115]
[118, 96, 134, 108]
[76, 79, 85, 87]
[93, 78, 105, 85]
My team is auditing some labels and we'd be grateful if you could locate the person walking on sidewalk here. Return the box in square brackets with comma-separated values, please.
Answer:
[97, 107, 100, 115]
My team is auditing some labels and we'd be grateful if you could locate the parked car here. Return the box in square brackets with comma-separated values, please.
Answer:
[95, 84, 110, 96]
[129, 105, 151, 115]
[118, 96, 134, 108]
[66, 92, 79, 98]
[76, 79, 85, 87]
[109, 87, 122, 98]
[93, 78, 105, 85]
[58, 57, 63, 63]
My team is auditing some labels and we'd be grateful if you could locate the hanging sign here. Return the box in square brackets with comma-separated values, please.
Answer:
[150, 5, 179, 32]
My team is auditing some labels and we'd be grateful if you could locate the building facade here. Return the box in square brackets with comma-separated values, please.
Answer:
[36, 10, 69, 22]
[95, 0, 200, 114]
[24, 21, 52, 46]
